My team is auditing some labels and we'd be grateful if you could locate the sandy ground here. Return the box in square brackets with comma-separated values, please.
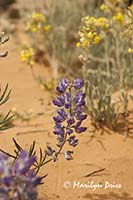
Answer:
[0, 35, 133, 200]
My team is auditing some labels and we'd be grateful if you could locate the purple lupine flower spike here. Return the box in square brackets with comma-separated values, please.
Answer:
[53, 77, 87, 150]
[0, 151, 42, 200]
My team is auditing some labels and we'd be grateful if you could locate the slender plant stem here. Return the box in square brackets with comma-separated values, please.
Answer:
[29, 64, 37, 81]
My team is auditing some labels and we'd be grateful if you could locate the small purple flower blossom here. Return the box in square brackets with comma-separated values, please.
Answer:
[73, 78, 84, 89]
[53, 109, 67, 123]
[53, 115, 65, 123]
[76, 113, 87, 121]
[45, 145, 55, 156]
[63, 92, 71, 109]
[68, 136, 78, 147]
[67, 114, 75, 125]
[64, 151, 73, 160]
[56, 78, 68, 93]
[75, 126, 87, 133]
[53, 95, 65, 107]
[74, 91, 86, 106]
[54, 123, 65, 137]
[75, 106, 83, 114]
[57, 109, 67, 118]
[66, 128, 73, 135]
[75, 121, 87, 133]
[14, 151, 35, 175]
[27, 170, 43, 187]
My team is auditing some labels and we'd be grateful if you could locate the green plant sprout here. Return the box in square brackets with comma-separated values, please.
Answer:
[0, 32, 13, 131]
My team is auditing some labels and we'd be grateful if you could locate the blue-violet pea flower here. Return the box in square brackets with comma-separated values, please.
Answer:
[64, 151, 73, 160]
[14, 151, 35, 176]
[56, 78, 68, 93]
[54, 123, 65, 137]
[63, 92, 71, 109]
[66, 128, 73, 135]
[53, 95, 65, 107]
[53, 108, 67, 123]
[76, 113, 87, 121]
[45, 145, 55, 156]
[75, 121, 87, 133]
[73, 78, 84, 89]
[67, 114, 75, 125]
[68, 136, 78, 147]
[74, 91, 86, 106]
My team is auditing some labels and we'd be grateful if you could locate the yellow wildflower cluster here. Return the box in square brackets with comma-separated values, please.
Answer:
[100, 0, 126, 25]
[40, 82, 53, 91]
[26, 12, 51, 33]
[39, 79, 57, 91]
[77, 16, 109, 48]
[122, 7, 133, 53]
[113, 12, 124, 23]
[100, 0, 125, 15]
[20, 47, 35, 65]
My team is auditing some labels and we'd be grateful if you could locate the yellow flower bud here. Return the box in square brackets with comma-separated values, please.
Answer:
[44, 25, 51, 32]
[87, 32, 94, 39]
[113, 12, 124, 23]
[76, 42, 81, 48]
[40, 84, 45, 91]
[83, 40, 89, 47]
[93, 36, 101, 44]
[128, 48, 133, 53]
[31, 26, 37, 32]
[47, 83, 53, 90]
[89, 17, 96, 25]
[100, 4, 105, 11]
